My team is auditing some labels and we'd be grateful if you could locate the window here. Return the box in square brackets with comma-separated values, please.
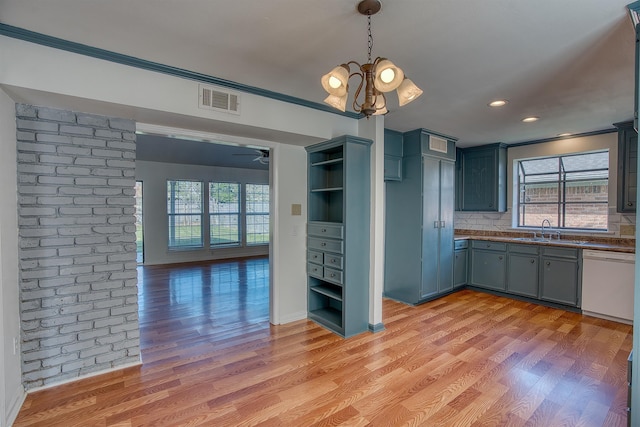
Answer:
[135, 181, 144, 263]
[517, 151, 608, 230]
[167, 180, 203, 248]
[245, 184, 269, 245]
[209, 182, 240, 246]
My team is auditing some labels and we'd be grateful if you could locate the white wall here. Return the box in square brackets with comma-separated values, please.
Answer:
[136, 160, 269, 265]
[270, 144, 308, 324]
[0, 88, 25, 426]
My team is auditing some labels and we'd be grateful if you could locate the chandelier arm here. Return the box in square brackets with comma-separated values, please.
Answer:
[375, 92, 387, 112]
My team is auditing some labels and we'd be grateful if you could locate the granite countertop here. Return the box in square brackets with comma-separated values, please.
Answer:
[455, 229, 635, 254]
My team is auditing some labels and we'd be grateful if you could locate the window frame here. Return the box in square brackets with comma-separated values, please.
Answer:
[516, 151, 609, 231]
[209, 181, 241, 247]
[245, 183, 270, 246]
[167, 179, 204, 249]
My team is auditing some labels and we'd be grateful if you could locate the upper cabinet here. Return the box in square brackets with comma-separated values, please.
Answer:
[384, 128, 403, 181]
[457, 143, 507, 212]
[615, 121, 638, 213]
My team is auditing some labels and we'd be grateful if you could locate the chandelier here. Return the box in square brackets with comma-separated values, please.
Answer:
[321, 0, 423, 118]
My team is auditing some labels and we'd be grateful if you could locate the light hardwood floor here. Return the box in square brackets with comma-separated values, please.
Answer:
[13, 256, 632, 426]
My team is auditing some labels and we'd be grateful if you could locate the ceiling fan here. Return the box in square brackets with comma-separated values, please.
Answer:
[233, 148, 270, 164]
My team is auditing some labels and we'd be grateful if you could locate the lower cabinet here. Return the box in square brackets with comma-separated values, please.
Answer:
[506, 244, 539, 298]
[469, 240, 581, 308]
[470, 240, 506, 291]
[454, 240, 468, 288]
[540, 247, 580, 307]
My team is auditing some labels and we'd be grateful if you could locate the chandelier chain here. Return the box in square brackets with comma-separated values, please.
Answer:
[367, 14, 373, 64]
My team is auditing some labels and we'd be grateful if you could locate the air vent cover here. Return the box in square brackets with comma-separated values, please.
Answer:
[198, 84, 240, 115]
[429, 136, 448, 154]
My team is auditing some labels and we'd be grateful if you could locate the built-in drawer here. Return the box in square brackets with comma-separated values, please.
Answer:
[542, 246, 578, 259]
[308, 237, 344, 254]
[323, 254, 344, 270]
[324, 266, 344, 285]
[471, 240, 506, 252]
[455, 240, 469, 250]
[308, 222, 344, 239]
[308, 249, 323, 265]
[307, 262, 323, 279]
[508, 243, 539, 255]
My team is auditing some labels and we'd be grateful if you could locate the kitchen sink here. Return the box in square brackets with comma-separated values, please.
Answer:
[512, 237, 588, 245]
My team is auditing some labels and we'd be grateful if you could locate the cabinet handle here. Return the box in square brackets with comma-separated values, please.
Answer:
[489, 203, 493, 207]
[330, 273, 336, 278]
[628, 202, 633, 207]
[321, 243, 326, 247]
[322, 228, 327, 232]
[498, 256, 503, 260]
[434, 221, 439, 228]
[440, 221, 446, 228]
[486, 244, 491, 248]
[530, 259, 535, 263]
[546, 261, 551, 266]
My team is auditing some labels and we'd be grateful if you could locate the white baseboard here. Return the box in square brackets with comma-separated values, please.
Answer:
[275, 310, 308, 325]
[582, 310, 633, 325]
[5, 385, 26, 427]
[26, 359, 143, 393]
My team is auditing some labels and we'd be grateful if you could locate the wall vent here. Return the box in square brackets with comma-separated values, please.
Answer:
[198, 84, 240, 114]
[429, 136, 448, 154]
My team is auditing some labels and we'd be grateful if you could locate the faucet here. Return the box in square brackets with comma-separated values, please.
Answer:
[541, 219, 551, 239]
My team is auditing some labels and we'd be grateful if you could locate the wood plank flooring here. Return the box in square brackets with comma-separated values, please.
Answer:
[13, 256, 632, 426]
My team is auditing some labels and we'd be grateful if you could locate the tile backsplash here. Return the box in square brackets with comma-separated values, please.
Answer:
[454, 207, 636, 239]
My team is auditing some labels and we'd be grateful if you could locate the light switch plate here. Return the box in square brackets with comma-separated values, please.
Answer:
[291, 204, 302, 216]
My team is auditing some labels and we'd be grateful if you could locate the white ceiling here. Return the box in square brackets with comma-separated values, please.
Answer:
[0, 0, 636, 147]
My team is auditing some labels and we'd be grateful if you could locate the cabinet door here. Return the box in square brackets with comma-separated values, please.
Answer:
[384, 155, 402, 181]
[507, 254, 539, 298]
[471, 250, 506, 291]
[454, 249, 467, 288]
[462, 150, 496, 211]
[618, 127, 638, 212]
[421, 157, 441, 298]
[438, 160, 454, 293]
[540, 258, 578, 306]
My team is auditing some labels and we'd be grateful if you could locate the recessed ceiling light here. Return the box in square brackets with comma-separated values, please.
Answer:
[557, 133, 572, 137]
[522, 116, 539, 123]
[488, 99, 508, 107]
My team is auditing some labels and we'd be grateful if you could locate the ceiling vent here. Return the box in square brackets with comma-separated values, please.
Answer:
[429, 136, 448, 154]
[198, 84, 240, 115]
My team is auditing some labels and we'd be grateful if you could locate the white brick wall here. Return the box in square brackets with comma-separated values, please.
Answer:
[15, 104, 140, 388]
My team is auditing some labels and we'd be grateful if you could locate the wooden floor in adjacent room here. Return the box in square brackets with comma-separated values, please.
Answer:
[14, 256, 632, 426]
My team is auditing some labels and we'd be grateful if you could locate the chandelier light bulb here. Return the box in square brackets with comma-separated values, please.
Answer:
[329, 76, 343, 89]
[380, 68, 395, 84]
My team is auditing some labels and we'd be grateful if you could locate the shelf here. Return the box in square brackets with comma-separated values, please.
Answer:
[311, 158, 344, 167]
[310, 187, 343, 193]
[310, 284, 343, 301]
[309, 307, 343, 329]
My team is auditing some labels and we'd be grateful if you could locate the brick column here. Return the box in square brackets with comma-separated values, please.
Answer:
[15, 104, 140, 389]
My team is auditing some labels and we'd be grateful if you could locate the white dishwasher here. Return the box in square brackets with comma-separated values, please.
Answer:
[582, 250, 635, 324]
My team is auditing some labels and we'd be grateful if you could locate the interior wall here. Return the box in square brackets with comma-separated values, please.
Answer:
[0, 89, 24, 426]
[454, 132, 636, 237]
[269, 144, 308, 324]
[135, 160, 269, 265]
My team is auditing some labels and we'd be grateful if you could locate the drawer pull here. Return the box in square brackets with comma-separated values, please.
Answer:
[546, 261, 551, 266]
[330, 273, 336, 278]
[498, 256, 503, 260]
[530, 259, 535, 263]
[322, 228, 327, 232]
[321, 243, 326, 247]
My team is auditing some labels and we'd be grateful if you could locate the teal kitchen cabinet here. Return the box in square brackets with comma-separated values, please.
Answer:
[385, 128, 457, 304]
[506, 244, 539, 298]
[306, 135, 371, 337]
[470, 240, 506, 291]
[615, 121, 638, 213]
[384, 128, 403, 181]
[454, 239, 468, 288]
[540, 247, 581, 307]
[459, 143, 507, 212]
